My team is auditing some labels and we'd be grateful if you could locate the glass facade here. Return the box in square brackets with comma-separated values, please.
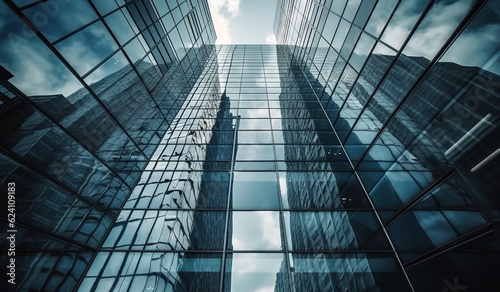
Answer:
[274, 0, 500, 291]
[0, 0, 216, 291]
[0, 0, 499, 291]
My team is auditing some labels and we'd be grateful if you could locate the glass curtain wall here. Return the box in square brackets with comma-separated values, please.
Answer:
[275, 0, 500, 291]
[0, 0, 499, 291]
[0, 0, 216, 290]
[78, 44, 413, 292]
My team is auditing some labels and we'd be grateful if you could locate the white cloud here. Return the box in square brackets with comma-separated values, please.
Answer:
[231, 211, 281, 250]
[404, 0, 474, 59]
[208, 0, 240, 44]
[57, 39, 101, 75]
[378, 0, 500, 75]
[382, 0, 474, 59]
[265, 34, 277, 44]
[440, 23, 500, 75]
[260, 211, 282, 248]
[7, 43, 82, 97]
[230, 253, 284, 291]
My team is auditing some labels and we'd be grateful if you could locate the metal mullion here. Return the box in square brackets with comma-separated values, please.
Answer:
[149, 0, 169, 20]
[0, 145, 118, 220]
[135, 0, 168, 58]
[285, 45, 416, 291]
[353, 0, 380, 30]
[328, 34, 381, 121]
[265, 44, 298, 292]
[5, 1, 149, 163]
[312, 1, 324, 29]
[338, 0, 434, 149]
[279, 56, 310, 281]
[323, 39, 361, 113]
[109, 251, 144, 291]
[201, 0, 215, 37]
[0, 92, 11, 103]
[51, 17, 101, 46]
[91, 247, 394, 253]
[86, 0, 176, 143]
[315, 35, 335, 76]
[67, 208, 104, 245]
[80, 46, 124, 79]
[374, 49, 498, 172]
[374, 0, 403, 40]
[287, 249, 394, 254]
[283, 207, 377, 212]
[16, 0, 123, 15]
[383, 168, 456, 228]
[92, 248, 274, 253]
[370, 70, 486, 225]
[17, 0, 49, 10]
[404, 224, 493, 270]
[43, 210, 109, 291]
[116, 7, 175, 63]
[327, 0, 347, 19]
[304, 2, 320, 56]
[190, 8, 202, 39]
[118, 207, 228, 212]
[87, 244, 118, 291]
[184, 12, 197, 44]
[320, 43, 343, 89]
[219, 44, 239, 292]
[1, 76, 134, 190]
[37, 244, 83, 291]
[0, 217, 95, 252]
[352, 0, 488, 170]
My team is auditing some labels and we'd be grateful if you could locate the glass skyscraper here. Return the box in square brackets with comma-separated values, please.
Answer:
[1, 0, 499, 291]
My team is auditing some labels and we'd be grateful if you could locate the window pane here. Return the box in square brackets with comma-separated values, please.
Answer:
[56, 21, 118, 75]
[25, 0, 97, 42]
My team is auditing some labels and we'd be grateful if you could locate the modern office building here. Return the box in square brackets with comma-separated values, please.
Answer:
[1, 0, 499, 291]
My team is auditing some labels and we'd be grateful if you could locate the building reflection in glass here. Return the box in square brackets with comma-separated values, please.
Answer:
[1, 0, 500, 291]
[0, 0, 217, 289]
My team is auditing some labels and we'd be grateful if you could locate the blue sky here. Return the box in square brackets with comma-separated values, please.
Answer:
[208, 0, 278, 44]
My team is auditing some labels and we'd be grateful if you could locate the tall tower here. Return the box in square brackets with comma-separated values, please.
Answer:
[0, 0, 499, 291]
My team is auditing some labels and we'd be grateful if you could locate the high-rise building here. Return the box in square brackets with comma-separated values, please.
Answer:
[273, 0, 500, 291]
[1, 0, 499, 291]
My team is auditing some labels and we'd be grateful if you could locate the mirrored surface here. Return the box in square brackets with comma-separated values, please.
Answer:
[229, 211, 282, 250]
[1, 0, 500, 288]
[224, 253, 287, 292]
[232, 172, 280, 209]
[55, 20, 118, 75]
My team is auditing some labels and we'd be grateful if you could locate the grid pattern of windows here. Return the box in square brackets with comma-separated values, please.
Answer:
[275, 0, 500, 291]
[0, 0, 216, 291]
[77, 45, 412, 292]
[0, 0, 499, 291]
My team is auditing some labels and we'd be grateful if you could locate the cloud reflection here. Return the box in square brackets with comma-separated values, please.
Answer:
[0, 2, 82, 96]
[229, 253, 283, 292]
[231, 211, 282, 250]
[379, 0, 500, 74]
